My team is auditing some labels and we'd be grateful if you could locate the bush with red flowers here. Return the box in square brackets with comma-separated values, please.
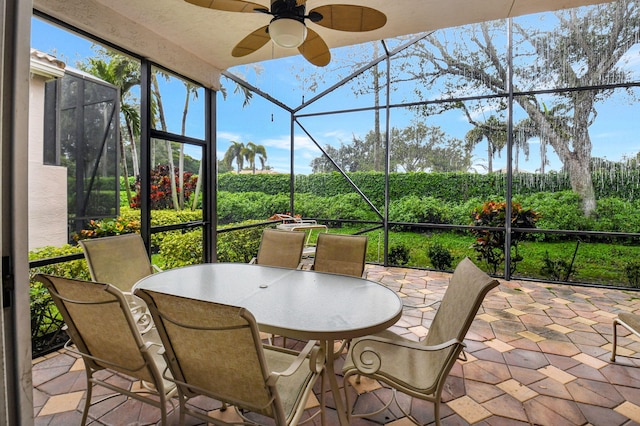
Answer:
[130, 164, 198, 210]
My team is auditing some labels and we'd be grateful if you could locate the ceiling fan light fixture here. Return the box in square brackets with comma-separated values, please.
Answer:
[269, 18, 307, 48]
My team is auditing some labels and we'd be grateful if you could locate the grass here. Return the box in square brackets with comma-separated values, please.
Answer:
[147, 224, 640, 289]
[337, 227, 640, 288]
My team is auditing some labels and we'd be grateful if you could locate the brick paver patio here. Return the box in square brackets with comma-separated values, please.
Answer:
[32, 265, 640, 425]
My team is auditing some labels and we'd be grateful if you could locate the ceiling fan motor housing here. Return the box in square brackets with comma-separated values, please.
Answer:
[270, 0, 306, 21]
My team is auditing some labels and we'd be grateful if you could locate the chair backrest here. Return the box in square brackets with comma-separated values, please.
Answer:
[79, 233, 154, 293]
[34, 274, 164, 385]
[424, 256, 499, 351]
[135, 288, 285, 420]
[255, 228, 305, 269]
[313, 233, 368, 277]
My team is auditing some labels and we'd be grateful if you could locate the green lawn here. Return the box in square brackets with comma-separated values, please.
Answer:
[340, 228, 640, 288]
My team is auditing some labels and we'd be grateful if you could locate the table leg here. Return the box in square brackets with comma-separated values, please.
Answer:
[323, 340, 349, 426]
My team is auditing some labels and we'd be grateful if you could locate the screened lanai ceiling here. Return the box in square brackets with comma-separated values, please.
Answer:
[33, 0, 613, 90]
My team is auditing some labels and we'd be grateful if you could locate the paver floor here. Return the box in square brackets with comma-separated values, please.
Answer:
[32, 265, 640, 425]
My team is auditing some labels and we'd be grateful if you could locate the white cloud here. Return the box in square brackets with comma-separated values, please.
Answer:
[260, 134, 318, 152]
[217, 131, 242, 142]
[321, 129, 352, 140]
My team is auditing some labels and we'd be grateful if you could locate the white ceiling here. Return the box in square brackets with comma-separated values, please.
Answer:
[33, 0, 613, 90]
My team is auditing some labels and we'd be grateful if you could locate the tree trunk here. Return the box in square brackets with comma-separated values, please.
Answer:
[118, 129, 133, 207]
[125, 119, 140, 177]
[565, 153, 596, 215]
[192, 160, 202, 211]
[152, 75, 180, 210]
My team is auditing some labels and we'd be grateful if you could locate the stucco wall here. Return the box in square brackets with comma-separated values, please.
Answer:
[28, 74, 69, 250]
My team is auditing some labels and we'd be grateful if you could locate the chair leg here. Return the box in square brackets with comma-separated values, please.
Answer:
[320, 367, 326, 426]
[178, 394, 186, 426]
[159, 386, 167, 425]
[611, 319, 619, 362]
[81, 369, 94, 425]
[434, 398, 442, 426]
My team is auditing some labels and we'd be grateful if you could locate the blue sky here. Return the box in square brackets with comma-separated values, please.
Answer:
[31, 8, 640, 175]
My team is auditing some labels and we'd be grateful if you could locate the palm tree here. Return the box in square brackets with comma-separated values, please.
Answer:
[223, 141, 246, 173]
[512, 119, 534, 172]
[79, 49, 141, 206]
[150, 71, 180, 210]
[244, 142, 267, 174]
[464, 115, 507, 173]
[179, 82, 199, 209]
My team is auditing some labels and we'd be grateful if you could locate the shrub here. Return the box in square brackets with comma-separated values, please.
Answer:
[157, 229, 204, 268]
[540, 251, 578, 281]
[625, 261, 640, 288]
[157, 223, 264, 267]
[293, 193, 378, 224]
[388, 196, 451, 227]
[470, 200, 539, 274]
[428, 243, 453, 270]
[593, 197, 640, 233]
[217, 226, 263, 263]
[217, 192, 289, 224]
[29, 244, 90, 280]
[131, 164, 198, 209]
[72, 216, 141, 241]
[520, 191, 587, 233]
[388, 244, 410, 266]
[29, 244, 90, 356]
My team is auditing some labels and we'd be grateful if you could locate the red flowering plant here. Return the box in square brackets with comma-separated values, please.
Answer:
[470, 200, 539, 274]
[130, 164, 198, 210]
[73, 217, 141, 241]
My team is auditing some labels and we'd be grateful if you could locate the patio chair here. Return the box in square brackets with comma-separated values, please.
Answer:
[134, 288, 325, 426]
[34, 274, 176, 425]
[249, 228, 306, 269]
[79, 233, 159, 333]
[611, 312, 640, 361]
[311, 233, 368, 277]
[342, 257, 499, 426]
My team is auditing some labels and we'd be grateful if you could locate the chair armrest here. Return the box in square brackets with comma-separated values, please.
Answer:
[266, 340, 324, 385]
[249, 257, 257, 264]
[350, 335, 464, 375]
[152, 264, 163, 273]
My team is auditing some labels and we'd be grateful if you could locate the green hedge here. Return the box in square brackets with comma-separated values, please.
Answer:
[219, 169, 640, 205]
[157, 224, 265, 268]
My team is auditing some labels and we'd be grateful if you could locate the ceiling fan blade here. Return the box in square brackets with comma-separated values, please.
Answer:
[310, 5, 387, 32]
[232, 26, 271, 57]
[298, 28, 330, 67]
[184, 0, 265, 13]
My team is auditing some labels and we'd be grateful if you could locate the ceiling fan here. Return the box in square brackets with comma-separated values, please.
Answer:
[185, 0, 387, 67]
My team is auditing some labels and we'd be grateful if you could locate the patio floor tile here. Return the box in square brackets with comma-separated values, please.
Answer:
[32, 265, 640, 425]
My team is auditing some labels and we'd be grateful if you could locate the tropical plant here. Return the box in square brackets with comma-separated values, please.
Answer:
[464, 115, 507, 173]
[130, 164, 197, 210]
[73, 216, 141, 240]
[470, 200, 539, 274]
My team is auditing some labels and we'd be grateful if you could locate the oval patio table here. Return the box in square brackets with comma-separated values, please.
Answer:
[133, 262, 403, 425]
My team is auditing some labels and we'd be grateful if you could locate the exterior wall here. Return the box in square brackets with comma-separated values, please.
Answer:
[28, 73, 68, 250]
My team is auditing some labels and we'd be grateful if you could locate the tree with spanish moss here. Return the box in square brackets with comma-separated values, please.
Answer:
[397, 1, 640, 215]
